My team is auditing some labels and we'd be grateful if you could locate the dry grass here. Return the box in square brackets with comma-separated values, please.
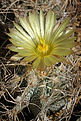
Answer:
[0, 0, 81, 121]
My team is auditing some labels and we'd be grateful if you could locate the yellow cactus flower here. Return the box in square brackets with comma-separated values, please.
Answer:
[7, 10, 77, 70]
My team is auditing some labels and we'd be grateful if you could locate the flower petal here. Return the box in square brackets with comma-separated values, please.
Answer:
[56, 55, 69, 64]
[45, 10, 56, 43]
[20, 55, 37, 65]
[51, 18, 70, 41]
[44, 56, 52, 67]
[52, 29, 76, 45]
[8, 28, 35, 47]
[54, 37, 77, 46]
[33, 11, 41, 37]
[29, 12, 40, 41]
[8, 45, 34, 54]
[19, 17, 35, 38]
[9, 39, 33, 49]
[49, 54, 69, 64]
[51, 49, 74, 55]
[40, 10, 44, 38]
[54, 42, 77, 48]
[8, 45, 35, 57]
[14, 22, 32, 41]
[10, 54, 23, 61]
[48, 55, 60, 64]
[18, 50, 35, 56]
[38, 58, 44, 70]
[45, 10, 52, 34]
[33, 57, 41, 68]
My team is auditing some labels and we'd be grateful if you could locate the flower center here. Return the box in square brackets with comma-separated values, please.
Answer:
[38, 37, 48, 53]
